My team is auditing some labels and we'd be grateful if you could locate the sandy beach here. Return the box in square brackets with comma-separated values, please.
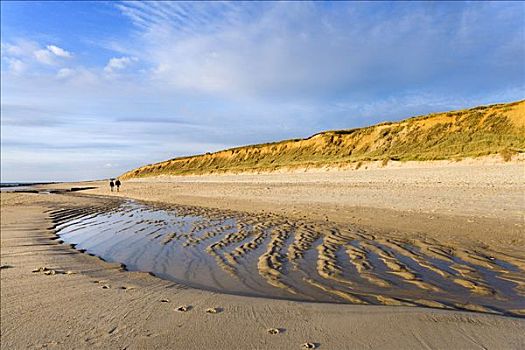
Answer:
[3, 1, 524, 348]
[2, 160, 525, 349]
[64, 158, 524, 246]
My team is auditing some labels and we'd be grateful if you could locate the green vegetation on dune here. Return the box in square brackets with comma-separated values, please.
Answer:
[121, 100, 525, 179]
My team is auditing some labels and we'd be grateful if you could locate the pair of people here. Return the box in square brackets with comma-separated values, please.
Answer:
[109, 179, 121, 192]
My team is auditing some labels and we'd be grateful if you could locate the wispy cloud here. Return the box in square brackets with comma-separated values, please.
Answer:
[104, 56, 138, 73]
[116, 1, 247, 34]
[56, 67, 74, 79]
[33, 48, 55, 65]
[114, 2, 524, 100]
[2, 40, 72, 70]
[34, 44, 72, 65]
[46, 44, 72, 58]
[3, 57, 26, 74]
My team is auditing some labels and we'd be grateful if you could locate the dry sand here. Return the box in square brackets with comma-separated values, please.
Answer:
[74, 159, 525, 247]
[2, 160, 525, 349]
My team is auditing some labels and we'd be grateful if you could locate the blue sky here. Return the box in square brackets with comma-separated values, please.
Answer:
[1, 1, 524, 182]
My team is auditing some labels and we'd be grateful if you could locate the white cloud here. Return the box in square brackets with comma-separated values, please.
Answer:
[2, 41, 39, 73]
[2, 43, 23, 56]
[34, 49, 55, 65]
[4, 57, 27, 74]
[46, 45, 72, 58]
[56, 68, 75, 79]
[33, 44, 72, 65]
[104, 56, 138, 73]
[53, 67, 100, 86]
[1, 41, 74, 75]
[1, 41, 39, 58]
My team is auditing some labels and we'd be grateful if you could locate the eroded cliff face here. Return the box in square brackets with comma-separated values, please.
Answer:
[121, 100, 525, 179]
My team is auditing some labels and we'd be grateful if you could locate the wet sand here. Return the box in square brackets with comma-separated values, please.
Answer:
[50, 199, 524, 316]
[2, 160, 525, 349]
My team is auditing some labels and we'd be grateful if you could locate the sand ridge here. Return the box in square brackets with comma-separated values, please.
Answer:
[44, 196, 525, 316]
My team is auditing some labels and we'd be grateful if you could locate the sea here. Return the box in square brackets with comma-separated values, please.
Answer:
[0, 182, 55, 192]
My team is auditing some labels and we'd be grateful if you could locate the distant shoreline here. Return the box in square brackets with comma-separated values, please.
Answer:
[0, 182, 59, 192]
[0, 181, 57, 188]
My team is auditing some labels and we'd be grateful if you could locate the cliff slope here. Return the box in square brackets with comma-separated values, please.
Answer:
[121, 100, 524, 179]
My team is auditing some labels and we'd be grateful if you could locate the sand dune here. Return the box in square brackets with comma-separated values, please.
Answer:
[121, 100, 524, 179]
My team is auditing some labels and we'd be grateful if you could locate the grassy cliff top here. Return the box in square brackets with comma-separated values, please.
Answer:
[121, 100, 525, 179]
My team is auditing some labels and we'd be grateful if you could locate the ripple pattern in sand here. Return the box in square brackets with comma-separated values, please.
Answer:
[51, 200, 525, 317]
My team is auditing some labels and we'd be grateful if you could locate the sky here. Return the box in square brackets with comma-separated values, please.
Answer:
[1, 1, 524, 182]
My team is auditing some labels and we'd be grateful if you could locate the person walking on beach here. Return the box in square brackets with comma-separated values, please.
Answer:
[115, 179, 121, 192]
[109, 179, 115, 192]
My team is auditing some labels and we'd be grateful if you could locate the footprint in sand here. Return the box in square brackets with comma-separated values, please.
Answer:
[32, 266, 50, 273]
[0, 264, 13, 269]
[119, 285, 135, 290]
[267, 328, 281, 335]
[101, 284, 111, 289]
[175, 305, 191, 312]
[301, 343, 317, 349]
[205, 307, 222, 314]
[160, 299, 170, 303]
